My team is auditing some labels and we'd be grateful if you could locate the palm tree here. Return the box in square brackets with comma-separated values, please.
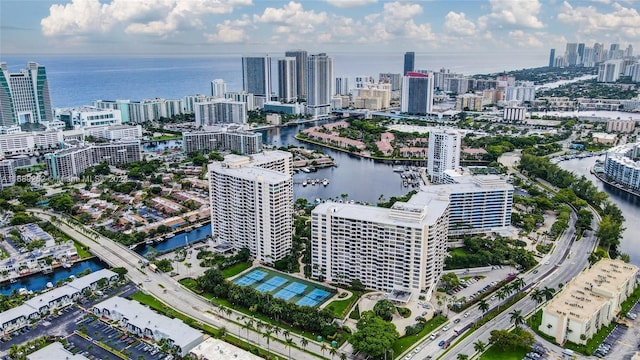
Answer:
[243, 319, 254, 342]
[218, 326, 227, 339]
[285, 338, 295, 360]
[263, 330, 273, 358]
[542, 286, 556, 301]
[509, 309, 525, 329]
[497, 287, 508, 301]
[478, 299, 489, 314]
[340, 353, 347, 360]
[457, 354, 469, 360]
[512, 277, 526, 292]
[283, 329, 290, 339]
[300, 338, 309, 352]
[530, 289, 544, 304]
[330, 347, 338, 359]
[473, 340, 486, 353]
[320, 343, 328, 358]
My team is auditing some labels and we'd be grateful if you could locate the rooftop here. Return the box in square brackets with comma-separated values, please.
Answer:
[27, 342, 89, 360]
[189, 337, 262, 360]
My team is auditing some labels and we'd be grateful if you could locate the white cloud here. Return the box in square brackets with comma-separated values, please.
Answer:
[557, 1, 640, 38]
[444, 12, 476, 36]
[41, 0, 252, 37]
[253, 2, 327, 25]
[325, 0, 377, 8]
[478, 0, 544, 30]
[382, 1, 422, 19]
[205, 19, 249, 43]
[508, 30, 543, 47]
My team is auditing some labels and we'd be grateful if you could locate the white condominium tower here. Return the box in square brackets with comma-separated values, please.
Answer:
[311, 196, 449, 297]
[0, 62, 54, 126]
[306, 53, 334, 119]
[211, 79, 227, 98]
[428, 129, 461, 184]
[209, 151, 293, 264]
[278, 57, 297, 103]
[401, 72, 433, 115]
[285, 50, 308, 100]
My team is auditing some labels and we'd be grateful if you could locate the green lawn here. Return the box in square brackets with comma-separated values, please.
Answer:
[480, 346, 528, 360]
[221, 262, 252, 278]
[74, 240, 92, 259]
[153, 135, 181, 141]
[392, 314, 447, 355]
[323, 292, 361, 319]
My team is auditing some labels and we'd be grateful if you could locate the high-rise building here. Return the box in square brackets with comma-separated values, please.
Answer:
[211, 79, 227, 98]
[335, 77, 349, 96]
[306, 53, 334, 118]
[565, 43, 578, 66]
[597, 60, 623, 82]
[379, 73, 402, 91]
[277, 57, 297, 103]
[593, 42, 604, 63]
[0, 159, 15, 189]
[427, 129, 461, 184]
[241, 55, 272, 97]
[182, 125, 262, 155]
[401, 72, 434, 115]
[311, 196, 449, 296]
[626, 44, 634, 58]
[194, 100, 247, 127]
[285, 50, 308, 100]
[0, 62, 53, 126]
[577, 43, 585, 64]
[403, 52, 415, 75]
[209, 151, 293, 264]
[548, 49, 555, 67]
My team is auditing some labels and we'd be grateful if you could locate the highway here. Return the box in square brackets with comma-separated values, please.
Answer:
[406, 209, 593, 360]
[29, 209, 327, 360]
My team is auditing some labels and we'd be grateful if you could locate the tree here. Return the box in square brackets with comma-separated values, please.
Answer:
[457, 355, 469, 360]
[509, 310, 525, 329]
[373, 299, 396, 321]
[440, 272, 460, 290]
[473, 340, 486, 353]
[530, 289, 544, 304]
[49, 193, 74, 212]
[320, 343, 328, 358]
[542, 286, 556, 301]
[300, 338, 309, 351]
[263, 330, 273, 358]
[511, 277, 526, 292]
[478, 299, 489, 314]
[285, 338, 295, 360]
[330, 347, 338, 359]
[349, 312, 399, 359]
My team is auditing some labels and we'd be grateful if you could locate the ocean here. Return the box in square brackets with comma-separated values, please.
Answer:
[0, 51, 548, 108]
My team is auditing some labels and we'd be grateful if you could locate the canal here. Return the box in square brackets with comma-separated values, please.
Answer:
[557, 156, 640, 266]
[0, 258, 108, 295]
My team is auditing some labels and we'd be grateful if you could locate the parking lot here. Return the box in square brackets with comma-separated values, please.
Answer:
[596, 300, 640, 359]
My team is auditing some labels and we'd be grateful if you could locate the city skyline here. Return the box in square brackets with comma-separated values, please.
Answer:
[1, 0, 640, 58]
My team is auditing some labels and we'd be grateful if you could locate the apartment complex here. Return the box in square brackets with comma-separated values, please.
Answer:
[84, 125, 143, 140]
[0, 62, 53, 126]
[0, 159, 16, 189]
[427, 129, 461, 184]
[0, 131, 62, 156]
[194, 100, 247, 127]
[209, 151, 293, 264]
[45, 140, 141, 180]
[93, 98, 183, 123]
[540, 259, 638, 344]
[182, 125, 262, 155]
[416, 174, 514, 235]
[607, 119, 636, 133]
[278, 57, 297, 102]
[55, 106, 122, 128]
[306, 53, 334, 119]
[603, 142, 640, 192]
[455, 94, 483, 111]
[311, 195, 449, 297]
[285, 50, 308, 100]
[401, 72, 434, 115]
[93, 297, 203, 357]
[242, 55, 272, 98]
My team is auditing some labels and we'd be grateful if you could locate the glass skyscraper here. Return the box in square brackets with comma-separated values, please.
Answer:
[0, 62, 53, 126]
[403, 51, 415, 75]
[241, 55, 272, 98]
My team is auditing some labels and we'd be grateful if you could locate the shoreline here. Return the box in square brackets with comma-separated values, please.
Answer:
[591, 167, 640, 200]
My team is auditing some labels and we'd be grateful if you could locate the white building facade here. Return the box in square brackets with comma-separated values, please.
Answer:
[427, 129, 461, 184]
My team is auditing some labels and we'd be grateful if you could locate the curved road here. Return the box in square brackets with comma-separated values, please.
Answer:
[30, 209, 328, 360]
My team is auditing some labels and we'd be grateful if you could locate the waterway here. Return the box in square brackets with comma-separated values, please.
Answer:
[137, 223, 212, 256]
[260, 122, 410, 204]
[0, 258, 108, 295]
[557, 156, 640, 266]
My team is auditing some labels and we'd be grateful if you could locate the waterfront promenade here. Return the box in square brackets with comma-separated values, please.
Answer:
[28, 208, 330, 360]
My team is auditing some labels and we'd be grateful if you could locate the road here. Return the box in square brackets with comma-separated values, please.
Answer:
[406, 209, 592, 360]
[29, 209, 328, 360]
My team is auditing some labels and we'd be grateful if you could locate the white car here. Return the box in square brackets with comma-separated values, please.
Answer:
[464, 312, 470, 318]
[443, 325, 449, 331]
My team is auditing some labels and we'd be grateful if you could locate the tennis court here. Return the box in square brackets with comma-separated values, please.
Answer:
[233, 267, 335, 308]
[232, 269, 267, 286]
[296, 288, 332, 307]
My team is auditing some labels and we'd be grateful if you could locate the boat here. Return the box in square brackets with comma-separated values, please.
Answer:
[302, 179, 308, 186]
[62, 262, 72, 269]
[393, 166, 405, 172]
[164, 234, 173, 240]
[46, 282, 54, 289]
[129, 244, 138, 250]
[300, 167, 311, 173]
[9, 278, 17, 284]
[322, 179, 329, 186]
[146, 239, 153, 245]
[195, 223, 203, 228]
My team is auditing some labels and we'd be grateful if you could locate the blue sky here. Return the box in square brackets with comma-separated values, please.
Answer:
[1, 0, 639, 56]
